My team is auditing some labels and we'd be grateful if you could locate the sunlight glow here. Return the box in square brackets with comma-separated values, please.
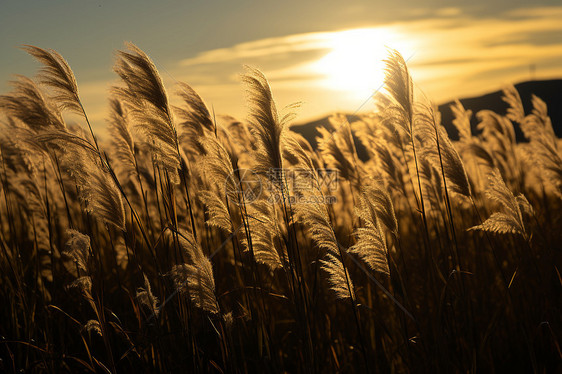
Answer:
[313, 28, 412, 96]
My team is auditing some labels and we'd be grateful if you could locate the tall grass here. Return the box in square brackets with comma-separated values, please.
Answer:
[0, 44, 561, 373]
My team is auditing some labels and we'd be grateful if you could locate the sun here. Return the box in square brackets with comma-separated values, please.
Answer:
[314, 28, 409, 96]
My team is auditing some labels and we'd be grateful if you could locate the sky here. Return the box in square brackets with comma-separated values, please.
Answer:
[1, 0, 562, 137]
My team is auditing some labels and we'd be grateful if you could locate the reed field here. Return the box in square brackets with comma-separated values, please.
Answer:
[0, 44, 561, 373]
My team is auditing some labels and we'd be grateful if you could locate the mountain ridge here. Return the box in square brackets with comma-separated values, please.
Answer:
[291, 79, 562, 148]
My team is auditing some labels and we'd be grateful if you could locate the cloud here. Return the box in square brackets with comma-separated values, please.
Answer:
[505, 5, 562, 18]
[435, 7, 463, 17]
[180, 32, 333, 66]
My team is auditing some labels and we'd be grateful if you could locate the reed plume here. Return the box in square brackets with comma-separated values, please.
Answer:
[242, 66, 299, 181]
[67, 276, 93, 295]
[317, 114, 363, 187]
[113, 43, 180, 182]
[524, 95, 556, 142]
[383, 50, 414, 136]
[64, 230, 94, 294]
[451, 100, 473, 143]
[470, 169, 532, 237]
[137, 273, 160, 317]
[84, 320, 102, 337]
[502, 85, 525, 124]
[296, 196, 354, 299]
[282, 130, 319, 172]
[22, 45, 83, 115]
[348, 185, 392, 275]
[416, 103, 472, 199]
[373, 138, 405, 194]
[0, 75, 66, 132]
[64, 229, 91, 273]
[169, 230, 219, 314]
[198, 190, 233, 234]
[476, 110, 519, 183]
[176, 81, 215, 136]
[242, 199, 284, 271]
[108, 98, 137, 178]
[62, 145, 126, 230]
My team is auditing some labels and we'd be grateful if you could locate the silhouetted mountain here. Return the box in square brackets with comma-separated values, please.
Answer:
[439, 79, 562, 141]
[292, 80, 562, 157]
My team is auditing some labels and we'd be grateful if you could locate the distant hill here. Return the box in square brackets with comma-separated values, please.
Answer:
[291, 79, 562, 155]
[439, 79, 562, 141]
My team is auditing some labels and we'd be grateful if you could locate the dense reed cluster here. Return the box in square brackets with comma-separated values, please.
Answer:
[0, 44, 560, 373]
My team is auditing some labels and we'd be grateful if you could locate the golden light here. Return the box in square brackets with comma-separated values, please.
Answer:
[313, 28, 411, 96]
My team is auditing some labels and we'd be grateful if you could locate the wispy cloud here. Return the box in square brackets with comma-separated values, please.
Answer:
[180, 33, 333, 66]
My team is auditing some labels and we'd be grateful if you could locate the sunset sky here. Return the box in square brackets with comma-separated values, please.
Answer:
[1, 0, 562, 136]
